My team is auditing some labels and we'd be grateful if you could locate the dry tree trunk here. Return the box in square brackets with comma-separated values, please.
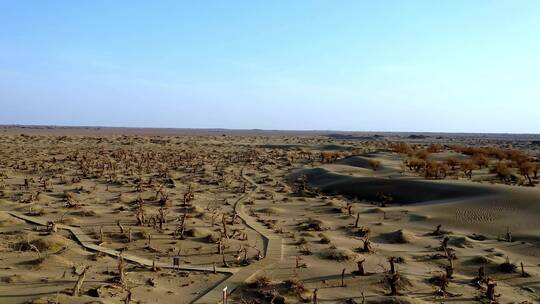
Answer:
[124, 287, 133, 304]
[48, 221, 57, 233]
[356, 259, 365, 275]
[386, 257, 399, 296]
[359, 237, 373, 253]
[118, 255, 126, 287]
[99, 226, 104, 243]
[117, 220, 125, 234]
[387, 273, 399, 296]
[217, 240, 222, 254]
[486, 279, 497, 301]
[178, 213, 187, 240]
[27, 242, 42, 261]
[434, 224, 442, 235]
[222, 214, 229, 239]
[505, 226, 512, 242]
[72, 266, 90, 296]
[388, 257, 397, 275]
[222, 243, 229, 267]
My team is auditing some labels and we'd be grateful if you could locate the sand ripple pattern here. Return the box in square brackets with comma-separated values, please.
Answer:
[455, 201, 517, 223]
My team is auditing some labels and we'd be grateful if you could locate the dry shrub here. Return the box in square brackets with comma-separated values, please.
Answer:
[499, 256, 517, 273]
[320, 247, 356, 261]
[249, 275, 271, 289]
[34, 255, 73, 269]
[71, 209, 97, 217]
[298, 218, 330, 231]
[448, 236, 474, 248]
[187, 205, 205, 214]
[380, 229, 415, 244]
[319, 233, 331, 244]
[467, 255, 499, 266]
[20, 234, 70, 252]
[368, 159, 382, 170]
[283, 278, 309, 298]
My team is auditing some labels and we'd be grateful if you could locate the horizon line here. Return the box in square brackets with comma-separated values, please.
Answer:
[1, 124, 539, 136]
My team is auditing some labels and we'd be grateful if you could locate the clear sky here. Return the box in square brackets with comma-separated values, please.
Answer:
[1, 1, 539, 133]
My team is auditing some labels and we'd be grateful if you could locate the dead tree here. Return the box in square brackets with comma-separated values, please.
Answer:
[211, 213, 219, 226]
[183, 186, 194, 206]
[117, 220, 125, 234]
[354, 213, 360, 228]
[217, 240, 222, 254]
[435, 274, 450, 297]
[358, 237, 373, 253]
[47, 221, 57, 234]
[222, 246, 229, 267]
[28, 243, 42, 261]
[445, 264, 454, 279]
[222, 214, 229, 239]
[441, 236, 449, 250]
[433, 224, 442, 235]
[158, 193, 169, 207]
[176, 213, 187, 240]
[386, 257, 399, 296]
[443, 245, 454, 279]
[158, 206, 166, 231]
[253, 245, 262, 260]
[505, 226, 512, 242]
[486, 279, 498, 301]
[72, 266, 90, 296]
[472, 265, 486, 287]
[295, 255, 303, 268]
[354, 259, 366, 275]
[147, 234, 152, 248]
[386, 272, 399, 296]
[389, 257, 396, 275]
[136, 201, 146, 226]
[520, 262, 529, 277]
[241, 247, 249, 266]
[99, 226, 104, 243]
[118, 255, 127, 287]
[124, 287, 133, 304]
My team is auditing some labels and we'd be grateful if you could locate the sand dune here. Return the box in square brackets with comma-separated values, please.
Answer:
[291, 167, 494, 204]
[296, 153, 540, 247]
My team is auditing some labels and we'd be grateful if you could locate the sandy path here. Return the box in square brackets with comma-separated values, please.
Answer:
[3, 211, 237, 274]
[193, 173, 283, 304]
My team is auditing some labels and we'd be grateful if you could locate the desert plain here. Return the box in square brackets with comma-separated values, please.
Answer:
[0, 126, 539, 304]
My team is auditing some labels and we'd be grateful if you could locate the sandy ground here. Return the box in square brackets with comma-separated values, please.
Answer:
[0, 128, 539, 303]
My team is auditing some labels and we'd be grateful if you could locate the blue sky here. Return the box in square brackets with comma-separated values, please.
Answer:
[1, 1, 539, 133]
